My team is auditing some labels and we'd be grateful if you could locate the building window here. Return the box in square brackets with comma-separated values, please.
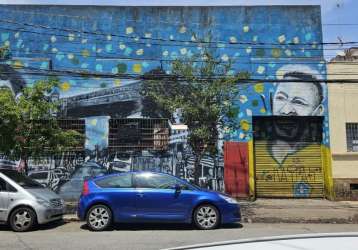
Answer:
[346, 123, 358, 152]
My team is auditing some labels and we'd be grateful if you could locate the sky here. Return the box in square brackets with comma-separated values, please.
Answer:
[0, 0, 356, 59]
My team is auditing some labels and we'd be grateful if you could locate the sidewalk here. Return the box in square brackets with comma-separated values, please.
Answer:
[240, 199, 358, 224]
[63, 199, 358, 224]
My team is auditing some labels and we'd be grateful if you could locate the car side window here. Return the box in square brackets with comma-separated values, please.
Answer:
[0, 177, 17, 192]
[135, 173, 189, 190]
[95, 174, 132, 188]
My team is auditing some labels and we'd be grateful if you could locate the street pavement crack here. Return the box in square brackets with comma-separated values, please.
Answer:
[15, 234, 33, 250]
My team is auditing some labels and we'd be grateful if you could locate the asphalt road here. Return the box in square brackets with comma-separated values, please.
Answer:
[0, 222, 357, 250]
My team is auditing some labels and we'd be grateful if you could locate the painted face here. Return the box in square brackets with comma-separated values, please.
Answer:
[272, 77, 322, 116]
[0, 79, 15, 95]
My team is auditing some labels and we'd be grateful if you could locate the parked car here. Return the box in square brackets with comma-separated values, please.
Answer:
[57, 162, 108, 201]
[0, 169, 65, 232]
[78, 171, 240, 231]
[163, 233, 358, 250]
[28, 170, 61, 190]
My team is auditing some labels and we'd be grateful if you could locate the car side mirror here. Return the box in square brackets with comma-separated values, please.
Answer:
[174, 184, 181, 193]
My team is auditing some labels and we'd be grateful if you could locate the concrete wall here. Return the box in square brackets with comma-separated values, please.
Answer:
[327, 62, 358, 200]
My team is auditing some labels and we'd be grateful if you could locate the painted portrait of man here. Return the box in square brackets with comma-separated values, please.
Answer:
[267, 65, 325, 164]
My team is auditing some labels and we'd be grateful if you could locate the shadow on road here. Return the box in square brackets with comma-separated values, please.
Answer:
[0, 219, 68, 232]
[80, 222, 243, 231]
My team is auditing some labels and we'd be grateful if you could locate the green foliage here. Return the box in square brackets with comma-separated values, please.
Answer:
[0, 77, 84, 171]
[143, 45, 249, 184]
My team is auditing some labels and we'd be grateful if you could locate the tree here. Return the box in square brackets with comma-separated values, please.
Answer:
[142, 47, 248, 185]
[0, 77, 84, 174]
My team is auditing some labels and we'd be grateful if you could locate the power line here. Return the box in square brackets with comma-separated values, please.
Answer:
[1, 18, 358, 47]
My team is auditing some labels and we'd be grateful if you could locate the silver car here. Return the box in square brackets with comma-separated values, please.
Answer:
[0, 169, 65, 232]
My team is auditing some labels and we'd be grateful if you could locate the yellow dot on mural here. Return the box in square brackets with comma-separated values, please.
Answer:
[61, 82, 71, 92]
[243, 26, 250, 32]
[114, 79, 121, 86]
[4, 41, 10, 46]
[179, 26, 187, 33]
[90, 119, 97, 126]
[13, 60, 23, 69]
[126, 27, 134, 34]
[254, 83, 264, 93]
[260, 108, 266, 114]
[81, 49, 90, 58]
[133, 64, 142, 73]
[272, 48, 281, 58]
[240, 120, 250, 132]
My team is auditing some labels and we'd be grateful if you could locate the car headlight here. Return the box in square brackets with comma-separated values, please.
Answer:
[36, 198, 51, 208]
[219, 194, 238, 204]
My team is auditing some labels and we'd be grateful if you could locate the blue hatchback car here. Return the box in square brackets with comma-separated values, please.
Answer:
[77, 171, 240, 231]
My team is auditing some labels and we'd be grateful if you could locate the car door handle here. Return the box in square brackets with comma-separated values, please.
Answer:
[136, 193, 144, 197]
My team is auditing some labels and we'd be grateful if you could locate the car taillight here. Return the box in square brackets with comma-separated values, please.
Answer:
[82, 180, 90, 196]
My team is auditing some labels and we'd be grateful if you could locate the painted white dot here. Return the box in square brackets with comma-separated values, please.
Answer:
[246, 109, 252, 116]
[107, 35, 112, 41]
[134, 36, 140, 41]
[246, 47, 252, 54]
[119, 43, 126, 50]
[180, 48, 187, 55]
[243, 26, 249, 32]
[253, 35, 258, 42]
[81, 39, 88, 44]
[221, 54, 229, 62]
[68, 33, 75, 41]
[169, 35, 174, 40]
[136, 49, 144, 55]
[52, 48, 58, 53]
[278, 35, 286, 43]
[179, 26, 187, 33]
[229, 36, 237, 43]
[163, 50, 169, 57]
[97, 48, 102, 53]
[14, 32, 20, 39]
[191, 35, 196, 41]
[257, 65, 265, 74]
[67, 53, 74, 59]
[145, 33, 152, 38]
[4, 41, 10, 46]
[126, 27, 134, 34]
[285, 49, 292, 56]
[293, 37, 300, 44]
[146, 43, 151, 47]
[50, 36, 57, 43]
[239, 95, 248, 104]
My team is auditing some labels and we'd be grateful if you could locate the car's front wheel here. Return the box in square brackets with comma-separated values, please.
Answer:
[86, 204, 112, 231]
[193, 204, 220, 230]
[9, 207, 37, 232]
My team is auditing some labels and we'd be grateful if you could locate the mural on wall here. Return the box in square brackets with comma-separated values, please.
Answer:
[0, 5, 328, 199]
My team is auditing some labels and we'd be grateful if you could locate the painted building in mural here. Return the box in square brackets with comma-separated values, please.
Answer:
[0, 5, 333, 200]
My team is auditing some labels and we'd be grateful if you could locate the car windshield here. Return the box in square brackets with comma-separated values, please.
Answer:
[1, 170, 44, 189]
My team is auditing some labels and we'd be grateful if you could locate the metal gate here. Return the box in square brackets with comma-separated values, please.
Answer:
[253, 117, 324, 198]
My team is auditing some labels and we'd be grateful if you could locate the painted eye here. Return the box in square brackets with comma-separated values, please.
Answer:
[292, 99, 308, 106]
[275, 95, 286, 101]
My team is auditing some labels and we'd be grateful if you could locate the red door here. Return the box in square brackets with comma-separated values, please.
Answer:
[224, 142, 249, 198]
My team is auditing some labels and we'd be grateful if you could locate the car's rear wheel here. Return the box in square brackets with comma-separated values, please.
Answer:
[193, 204, 220, 230]
[9, 207, 37, 232]
[86, 204, 112, 231]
